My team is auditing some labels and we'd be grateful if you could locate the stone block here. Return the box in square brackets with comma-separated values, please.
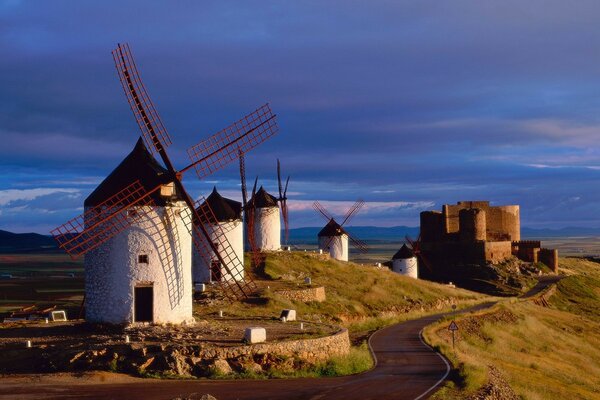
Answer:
[244, 327, 266, 344]
[280, 309, 297, 322]
[194, 283, 206, 293]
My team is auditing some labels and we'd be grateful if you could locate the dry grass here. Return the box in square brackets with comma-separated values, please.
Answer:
[195, 251, 487, 337]
[425, 257, 600, 400]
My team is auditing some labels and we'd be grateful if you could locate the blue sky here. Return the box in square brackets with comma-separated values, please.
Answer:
[1, 1, 600, 233]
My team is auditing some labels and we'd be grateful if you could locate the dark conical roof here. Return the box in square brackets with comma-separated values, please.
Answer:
[318, 218, 347, 237]
[392, 244, 414, 259]
[85, 138, 179, 207]
[197, 187, 242, 223]
[247, 186, 278, 208]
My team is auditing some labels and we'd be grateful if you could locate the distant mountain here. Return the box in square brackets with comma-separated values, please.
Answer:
[0, 230, 59, 253]
[521, 227, 600, 238]
[288, 226, 420, 245]
[1, 225, 600, 253]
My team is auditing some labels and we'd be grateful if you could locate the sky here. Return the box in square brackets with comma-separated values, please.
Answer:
[1, 0, 600, 233]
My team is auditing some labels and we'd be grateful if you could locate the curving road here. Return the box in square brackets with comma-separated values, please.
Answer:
[2, 277, 558, 400]
[2, 302, 496, 400]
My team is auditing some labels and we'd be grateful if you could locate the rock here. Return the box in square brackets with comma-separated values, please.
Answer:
[138, 356, 155, 371]
[243, 362, 263, 374]
[209, 359, 232, 375]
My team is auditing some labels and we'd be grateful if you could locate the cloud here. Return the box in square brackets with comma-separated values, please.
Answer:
[0, 188, 80, 207]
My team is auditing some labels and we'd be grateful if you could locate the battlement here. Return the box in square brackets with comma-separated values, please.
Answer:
[422, 200, 520, 244]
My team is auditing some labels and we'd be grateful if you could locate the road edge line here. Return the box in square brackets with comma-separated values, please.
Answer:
[413, 328, 450, 400]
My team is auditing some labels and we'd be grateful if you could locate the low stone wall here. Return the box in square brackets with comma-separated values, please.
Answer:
[275, 286, 326, 302]
[1, 326, 349, 378]
[203, 327, 349, 364]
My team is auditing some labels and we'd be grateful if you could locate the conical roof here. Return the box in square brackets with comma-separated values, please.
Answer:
[85, 138, 178, 207]
[318, 218, 347, 237]
[197, 187, 242, 223]
[392, 244, 414, 259]
[247, 186, 278, 209]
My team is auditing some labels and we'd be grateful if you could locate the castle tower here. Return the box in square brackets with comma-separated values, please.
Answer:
[84, 139, 193, 325]
[318, 219, 349, 261]
[193, 187, 244, 283]
[391, 244, 418, 278]
[247, 186, 281, 251]
[459, 208, 487, 242]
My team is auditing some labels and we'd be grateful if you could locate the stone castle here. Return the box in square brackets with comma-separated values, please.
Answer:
[419, 201, 557, 281]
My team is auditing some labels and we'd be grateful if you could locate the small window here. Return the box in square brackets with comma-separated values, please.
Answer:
[138, 254, 149, 264]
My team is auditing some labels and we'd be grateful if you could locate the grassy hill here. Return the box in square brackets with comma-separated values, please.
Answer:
[424, 257, 600, 400]
[196, 252, 487, 341]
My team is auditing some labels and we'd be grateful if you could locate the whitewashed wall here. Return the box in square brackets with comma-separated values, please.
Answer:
[84, 202, 194, 325]
[318, 234, 349, 261]
[192, 219, 244, 282]
[253, 206, 281, 251]
[392, 257, 418, 278]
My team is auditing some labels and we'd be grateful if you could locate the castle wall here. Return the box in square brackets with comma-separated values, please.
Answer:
[539, 248, 559, 273]
[486, 205, 520, 241]
[420, 211, 443, 242]
[192, 220, 244, 283]
[318, 234, 348, 262]
[483, 241, 513, 264]
[253, 206, 281, 251]
[84, 202, 193, 325]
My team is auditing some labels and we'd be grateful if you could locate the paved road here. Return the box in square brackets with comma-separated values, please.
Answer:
[2, 302, 495, 400]
[2, 277, 558, 400]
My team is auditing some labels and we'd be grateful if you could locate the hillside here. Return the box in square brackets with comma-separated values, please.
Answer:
[196, 252, 488, 343]
[0, 230, 58, 253]
[424, 257, 600, 400]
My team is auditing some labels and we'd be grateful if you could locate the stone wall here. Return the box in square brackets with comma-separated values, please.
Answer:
[483, 241, 513, 264]
[539, 248, 559, 273]
[275, 286, 326, 302]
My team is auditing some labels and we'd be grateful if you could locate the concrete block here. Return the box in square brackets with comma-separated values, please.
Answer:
[194, 283, 206, 293]
[280, 309, 297, 322]
[50, 310, 67, 322]
[304, 277, 312, 285]
[244, 327, 266, 344]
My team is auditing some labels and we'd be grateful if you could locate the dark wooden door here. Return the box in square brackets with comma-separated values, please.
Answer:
[134, 286, 153, 322]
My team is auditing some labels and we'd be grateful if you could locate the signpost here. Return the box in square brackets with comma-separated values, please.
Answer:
[448, 320, 459, 349]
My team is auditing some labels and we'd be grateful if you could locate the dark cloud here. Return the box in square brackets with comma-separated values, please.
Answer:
[1, 1, 600, 232]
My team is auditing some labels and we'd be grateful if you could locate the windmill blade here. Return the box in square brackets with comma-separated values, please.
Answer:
[405, 235, 420, 253]
[238, 150, 248, 208]
[186, 198, 258, 300]
[252, 176, 258, 198]
[112, 43, 172, 154]
[277, 159, 283, 200]
[51, 181, 160, 257]
[417, 251, 434, 274]
[281, 199, 290, 245]
[340, 199, 365, 227]
[283, 175, 290, 197]
[348, 233, 369, 254]
[184, 104, 278, 179]
[312, 201, 333, 222]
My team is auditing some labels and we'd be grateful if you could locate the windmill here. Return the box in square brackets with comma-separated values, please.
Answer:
[51, 43, 279, 319]
[404, 234, 434, 276]
[312, 200, 369, 262]
[277, 159, 290, 246]
[238, 151, 263, 268]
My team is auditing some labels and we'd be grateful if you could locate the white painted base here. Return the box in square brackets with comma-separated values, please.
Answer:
[192, 220, 244, 283]
[318, 235, 348, 261]
[392, 257, 418, 278]
[252, 207, 281, 251]
[84, 202, 194, 325]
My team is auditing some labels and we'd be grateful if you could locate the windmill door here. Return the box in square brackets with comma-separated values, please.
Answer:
[134, 285, 153, 322]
